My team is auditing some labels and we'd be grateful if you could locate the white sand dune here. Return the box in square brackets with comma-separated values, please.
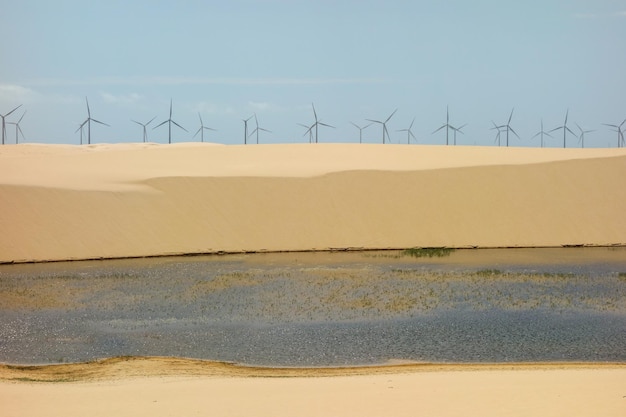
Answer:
[1, 143, 625, 263]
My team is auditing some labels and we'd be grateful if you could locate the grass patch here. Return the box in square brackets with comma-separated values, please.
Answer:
[402, 247, 455, 258]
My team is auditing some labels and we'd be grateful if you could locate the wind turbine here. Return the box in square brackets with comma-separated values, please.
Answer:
[495, 108, 520, 147]
[490, 121, 504, 146]
[131, 116, 156, 143]
[397, 118, 417, 144]
[8, 111, 26, 144]
[298, 123, 314, 143]
[575, 123, 595, 148]
[306, 103, 334, 143]
[76, 122, 86, 145]
[549, 109, 575, 148]
[450, 123, 467, 146]
[1, 104, 22, 145]
[250, 113, 271, 144]
[367, 109, 397, 144]
[603, 119, 626, 148]
[350, 122, 372, 143]
[243, 115, 253, 144]
[432, 106, 454, 145]
[531, 119, 553, 148]
[78, 97, 109, 145]
[193, 113, 216, 142]
[153, 99, 187, 144]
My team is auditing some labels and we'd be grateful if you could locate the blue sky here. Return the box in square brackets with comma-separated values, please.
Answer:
[1, 0, 625, 147]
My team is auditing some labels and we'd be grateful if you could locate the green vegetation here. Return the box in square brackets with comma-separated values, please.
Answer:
[402, 247, 455, 258]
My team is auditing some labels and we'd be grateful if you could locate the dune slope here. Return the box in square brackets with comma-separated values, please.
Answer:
[1, 144, 625, 263]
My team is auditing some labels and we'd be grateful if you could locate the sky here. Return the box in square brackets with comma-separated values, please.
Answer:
[1, 0, 625, 147]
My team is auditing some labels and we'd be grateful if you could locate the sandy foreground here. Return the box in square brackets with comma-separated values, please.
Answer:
[1, 143, 626, 263]
[0, 358, 624, 417]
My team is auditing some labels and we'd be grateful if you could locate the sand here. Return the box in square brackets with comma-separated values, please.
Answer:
[2, 143, 626, 415]
[1, 143, 625, 263]
[1, 358, 625, 417]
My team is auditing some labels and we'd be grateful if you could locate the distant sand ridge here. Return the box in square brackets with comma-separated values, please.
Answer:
[1, 143, 625, 263]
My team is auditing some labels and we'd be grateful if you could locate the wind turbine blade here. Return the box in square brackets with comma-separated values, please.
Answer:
[510, 127, 520, 139]
[531, 132, 541, 139]
[17, 111, 26, 123]
[409, 131, 416, 139]
[566, 126, 575, 135]
[457, 123, 467, 131]
[91, 119, 109, 127]
[169, 99, 173, 118]
[312, 103, 318, 122]
[549, 126, 562, 133]
[205, 127, 217, 131]
[350, 122, 360, 129]
[297, 123, 310, 129]
[198, 113, 203, 124]
[4, 104, 22, 117]
[260, 128, 271, 133]
[172, 121, 187, 132]
[432, 125, 446, 134]
[366, 119, 382, 124]
[147, 116, 157, 125]
[409, 117, 415, 128]
[153, 120, 168, 129]
[385, 108, 398, 123]
[508, 108, 514, 124]
[131, 120, 142, 126]
[384, 125, 391, 141]
[364, 123, 373, 129]
[85, 97, 90, 117]
[193, 128, 201, 138]
[319, 122, 335, 128]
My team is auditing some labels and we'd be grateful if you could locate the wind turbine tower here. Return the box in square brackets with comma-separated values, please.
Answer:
[1, 104, 22, 145]
[250, 113, 271, 144]
[575, 123, 595, 148]
[306, 103, 334, 143]
[550, 109, 575, 148]
[153, 99, 187, 144]
[532, 119, 553, 148]
[131, 116, 156, 143]
[79, 97, 109, 145]
[8, 111, 26, 144]
[350, 122, 372, 143]
[432, 106, 455, 145]
[603, 119, 626, 148]
[397, 118, 417, 144]
[496, 108, 520, 147]
[243, 115, 253, 144]
[367, 109, 397, 144]
[451, 123, 467, 146]
[193, 113, 216, 142]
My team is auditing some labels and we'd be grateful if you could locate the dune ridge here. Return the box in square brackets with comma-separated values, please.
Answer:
[1, 143, 625, 263]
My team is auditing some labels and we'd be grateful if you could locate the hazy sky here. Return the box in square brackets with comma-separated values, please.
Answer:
[1, 0, 625, 147]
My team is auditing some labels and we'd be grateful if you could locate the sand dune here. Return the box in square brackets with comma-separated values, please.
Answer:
[1, 143, 625, 263]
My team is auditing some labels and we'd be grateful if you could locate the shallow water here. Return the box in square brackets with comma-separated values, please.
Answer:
[1, 248, 625, 366]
